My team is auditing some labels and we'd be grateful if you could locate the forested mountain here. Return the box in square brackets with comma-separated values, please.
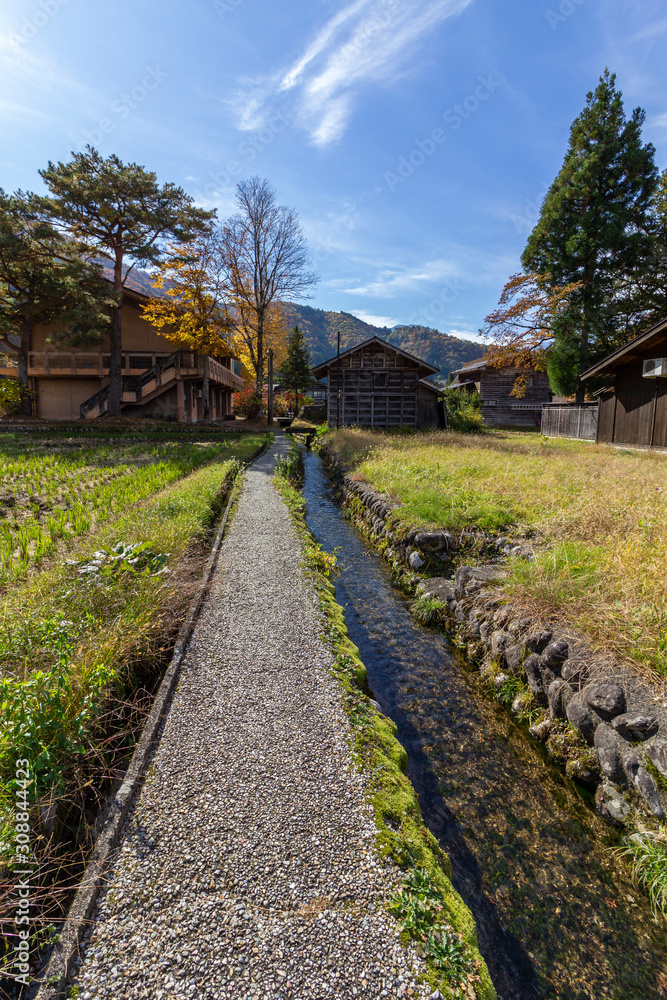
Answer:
[279, 303, 482, 378]
[102, 267, 482, 379]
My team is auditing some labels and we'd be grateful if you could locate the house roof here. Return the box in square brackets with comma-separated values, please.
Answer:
[449, 358, 486, 376]
[311, 334, 439, 378]
[418, 377, 444, 396]
[580, 316, 667, 380]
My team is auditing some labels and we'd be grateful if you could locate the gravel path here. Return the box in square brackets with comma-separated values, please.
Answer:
[71, 435, 432, 1000]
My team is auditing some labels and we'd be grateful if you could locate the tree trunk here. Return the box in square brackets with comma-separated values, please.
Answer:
[295, 388, 299, 417]
[576, 293, 591, 403]
[202, 353, 210, 420]
[255, 308, 264, 395]
[19, 314, 32, 416]
[108, 257, 124, 417]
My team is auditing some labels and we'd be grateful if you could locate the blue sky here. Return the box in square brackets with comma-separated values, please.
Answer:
[1, 0, 667, 343]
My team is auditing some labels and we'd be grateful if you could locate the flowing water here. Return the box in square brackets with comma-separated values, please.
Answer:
[301, 448, 667, 1000]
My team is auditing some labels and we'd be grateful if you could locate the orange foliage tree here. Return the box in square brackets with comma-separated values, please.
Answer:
[142, 231, 234, 418]
[481, 272, 581, 397]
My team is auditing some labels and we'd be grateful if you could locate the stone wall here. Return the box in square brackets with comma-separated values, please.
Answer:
[331, 459, 667, 833]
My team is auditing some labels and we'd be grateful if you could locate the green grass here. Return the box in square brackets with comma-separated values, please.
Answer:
[617, 830, 667, 917]
[328, 427, 667, 677]
[0, 427, 267, 874]
[0, 427, 249, 586]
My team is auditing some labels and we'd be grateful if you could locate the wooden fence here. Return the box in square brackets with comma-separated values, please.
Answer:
[541, 403, 598, 441]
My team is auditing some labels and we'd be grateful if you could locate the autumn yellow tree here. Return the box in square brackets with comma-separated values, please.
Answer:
[481, 272, 580, 397]
[142, 230, 234, 418]
[230, 297, 289, 384]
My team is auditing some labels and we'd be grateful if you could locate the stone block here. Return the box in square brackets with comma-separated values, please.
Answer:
[594, 724, 625, 784]
[611, 713, 659, 741]
[566, 693, 598, 743]
[584, 681, 626, 718]
[548, 678, 574, 720]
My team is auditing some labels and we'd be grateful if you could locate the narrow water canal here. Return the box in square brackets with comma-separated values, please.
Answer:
[301, 449, 667, 1000]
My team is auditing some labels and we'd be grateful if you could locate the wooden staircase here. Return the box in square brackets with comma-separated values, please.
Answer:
[80, 352, 242, 419]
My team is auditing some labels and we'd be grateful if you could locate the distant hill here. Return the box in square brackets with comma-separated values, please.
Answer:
[279, 303, 482, 378]
[100, 266, 482, 378]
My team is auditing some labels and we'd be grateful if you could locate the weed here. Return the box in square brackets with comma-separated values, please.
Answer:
[493, 675, 525, 709]
[616, 830, 667, 917]
[411, 596, 446, 626]
[390, 868, 479, 993]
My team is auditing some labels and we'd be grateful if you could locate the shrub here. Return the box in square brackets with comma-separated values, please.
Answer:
[0, 378, 24, 417]
[273, 391, 313, 416]
[234, 385, 262, 419]
[442, 387, 485, 433]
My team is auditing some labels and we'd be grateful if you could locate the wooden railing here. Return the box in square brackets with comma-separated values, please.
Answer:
[26, 351, 242, 388]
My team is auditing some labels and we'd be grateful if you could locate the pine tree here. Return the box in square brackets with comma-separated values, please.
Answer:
[522, 70, 658, 398]
[280, 325, 312, 416]
[0, 190, 112, 414]
[39, 147, 213, 415]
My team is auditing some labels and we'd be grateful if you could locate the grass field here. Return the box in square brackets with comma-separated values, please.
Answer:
[328, 427, 667, 678]
[0, 425, 267, 885]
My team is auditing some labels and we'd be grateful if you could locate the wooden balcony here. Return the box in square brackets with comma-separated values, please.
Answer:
[15, 351, 243, 391]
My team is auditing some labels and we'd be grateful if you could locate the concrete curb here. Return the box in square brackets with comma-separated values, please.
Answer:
[33, 441, 270, 1000]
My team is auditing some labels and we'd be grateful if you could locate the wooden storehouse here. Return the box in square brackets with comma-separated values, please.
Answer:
[580, 317, 667, 448]
[449, 359, 552, 428]
[311, 335, 444, 430]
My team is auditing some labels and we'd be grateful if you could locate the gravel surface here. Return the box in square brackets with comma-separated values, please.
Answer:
[71, 435, 433, 1000]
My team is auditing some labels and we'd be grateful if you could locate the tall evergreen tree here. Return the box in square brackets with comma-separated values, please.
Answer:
[280, 325, 312, 416]
[522, 70, 658, 398]
[39, 147, 213, 415]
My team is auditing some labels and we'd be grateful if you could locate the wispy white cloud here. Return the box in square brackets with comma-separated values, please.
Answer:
[0, 25, 91, 127]
[650, 112, 667, 130]
[343, 257, 463, 297]
[350, 309, 399, 327]
[229, 0, 474, 146]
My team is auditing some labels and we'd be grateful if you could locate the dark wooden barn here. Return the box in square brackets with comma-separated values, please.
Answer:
[311, 335, 444, 430]
[449, 359, 552, 428]
[581, 317, 667, 448]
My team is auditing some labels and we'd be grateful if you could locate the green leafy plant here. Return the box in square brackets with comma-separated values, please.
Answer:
[493, 675, 526, 708]
[274, 449, 304, 489]
[411, 595, 446, 625]
[390, 868, 477, 989]
[67, 541, 169, 581]
[617, 830, 667, 916]
[0, 662, 112, 795]
[442, 387, 485, 433]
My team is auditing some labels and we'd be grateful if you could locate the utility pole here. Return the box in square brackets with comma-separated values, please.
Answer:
[336, 328, 341, 430]
[267, 348, 274, 427]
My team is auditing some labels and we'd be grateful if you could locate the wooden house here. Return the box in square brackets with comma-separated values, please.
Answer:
[0, 283, 243, 421]
[580, 317, 667, 448]
[448, 359, 552, 428]
[311, 335, 444, 430]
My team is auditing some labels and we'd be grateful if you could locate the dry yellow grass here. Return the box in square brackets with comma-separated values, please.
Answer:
[329, 428, 667, 676]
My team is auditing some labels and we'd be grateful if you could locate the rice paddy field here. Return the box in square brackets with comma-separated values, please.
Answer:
[0, 427, 252, 587]
[327, 427, 667, 678]
[0, 424, 267, 934]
